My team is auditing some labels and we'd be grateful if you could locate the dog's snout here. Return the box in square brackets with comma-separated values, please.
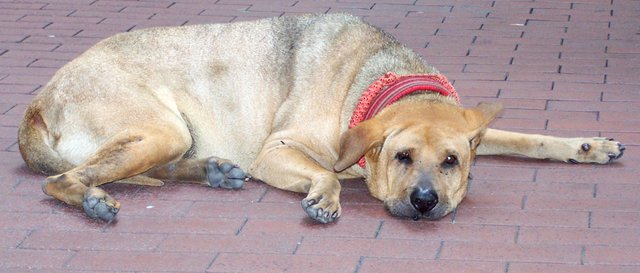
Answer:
[410, 187, 438, 214]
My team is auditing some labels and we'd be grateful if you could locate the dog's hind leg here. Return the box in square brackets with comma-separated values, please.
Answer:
[144, 157, 247, 189]
[477, 128, 625, 164]
[43, 126, 192, 221]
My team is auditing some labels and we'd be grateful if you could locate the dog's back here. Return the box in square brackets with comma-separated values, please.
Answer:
[19, 14, 428, 172]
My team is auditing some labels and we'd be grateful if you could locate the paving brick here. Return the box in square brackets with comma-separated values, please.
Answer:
[462, 97, 547, 110]
[454, 207, 589, 227]
[536, 168, 638, 184]
[0, 229, 29, 248]
[20, 230, 165, 251]
[158, 234, 299, 254]
[468, 165, 536, 182]
[596, 183, 640, 200]
[105, 215, 246, 235]
[518, 226, 640, 246]
[468, 179, 596, 199]
[585, 246, 640, 265]
[358, 258, 505, 273]
[499, 108, 597, 121]
[299, 236, 439, 259]
[0, 1, 638, 272]
[440, 241, 582, 263]
[377, 220, 518, 243]
[525, 195, 640, 211]
[131, 180, 267, 202]
[186, 200, 307, 219]
[239, 218, 382, 238]
[67, 250, 215, 272]
[208, 253, 359, 273]
[590, 211, 640, 229]
[0, 248, 74, 271]
[508, 263, 640, 273]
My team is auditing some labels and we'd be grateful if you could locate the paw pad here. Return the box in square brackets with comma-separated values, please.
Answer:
[82, 191, 119, 222]
[206, 158, 246, 189]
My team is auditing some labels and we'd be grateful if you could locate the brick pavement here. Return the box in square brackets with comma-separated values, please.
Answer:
[0, 0, 638, 272]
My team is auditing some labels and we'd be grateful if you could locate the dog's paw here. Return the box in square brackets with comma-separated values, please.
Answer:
[566, 138, 625, 164]
[302, 193, 341, 224]
[206, 157, 246, 189]
[82, 187, 120, 222]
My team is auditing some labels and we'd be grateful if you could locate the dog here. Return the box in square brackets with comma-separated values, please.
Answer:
[18, 14, 625, 223]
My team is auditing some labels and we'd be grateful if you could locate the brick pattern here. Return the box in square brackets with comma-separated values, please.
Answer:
[1, 0, 638, 272]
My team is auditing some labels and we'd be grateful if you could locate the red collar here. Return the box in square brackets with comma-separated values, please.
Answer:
[349, 72, 460, 168]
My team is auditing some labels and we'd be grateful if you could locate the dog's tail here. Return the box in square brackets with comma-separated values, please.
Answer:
[18, 105, 74, 175]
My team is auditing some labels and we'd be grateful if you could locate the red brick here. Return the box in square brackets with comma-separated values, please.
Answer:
[525, 195, 640, 211]
[377, 220, 518, 243]
[0, 229, 29, 248]
[460, 180, 594, 198]
[602, 89, 640, 103]
[0, 248, 74, 270]
[0, 83, 40, 94]
[67, 250, 215, 272]
[500, 89, 601, 101]
[339, 200, 390, 219]
[500, 108, 597, 121]
[21, 230, 165, 251]
[186, 200, 307, 219]
[468, 165, 536, 182]
[0, 211, 110, 232]
[158, 234, 298, 254]
[297, 236, 441, 259]
[132, 180, 267, 202]
[509, 72, 605, 84]
[491, 117, 547, 130]
[462, 97, 547, 110]
[440, 241, 582, 263]
[509, 263, 640, 273]
[106, 215, 246, 235]
[590, 211, 640, 229]
[0, 195, 56, 214]
[359, 258, 504, 273]
[586, 246, 640, 265]
[454, 207, 589, 227]
[112, 198, 193, 217]
[209, 253, 359, 272]
[425, 56, 512, 66]
[536, 168, 637, 184]
[239, 218, 381, 238]
[519, 226, 640, 246]
[597, 183, 640, 199]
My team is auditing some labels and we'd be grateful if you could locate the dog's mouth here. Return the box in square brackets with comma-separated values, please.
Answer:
[385, 198, 449, 220]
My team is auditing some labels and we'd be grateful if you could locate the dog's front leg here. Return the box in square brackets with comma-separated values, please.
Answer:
[477, 128, 625, 164]
[250, 146, 341, 224]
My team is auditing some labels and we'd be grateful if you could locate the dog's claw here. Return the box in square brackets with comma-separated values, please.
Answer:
[206, 158, 246, 189]
[570, 138, 625, 164]
[82, 188, 119, 222]
[301, 197, 340, 224]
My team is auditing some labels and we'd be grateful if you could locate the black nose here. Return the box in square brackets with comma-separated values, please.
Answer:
[410, 187, 439, 214]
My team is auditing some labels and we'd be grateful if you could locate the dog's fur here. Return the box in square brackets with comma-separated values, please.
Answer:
[18, 14, 624, 223]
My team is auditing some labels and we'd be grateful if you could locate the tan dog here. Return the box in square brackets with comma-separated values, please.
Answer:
[18, 14, 624, 223]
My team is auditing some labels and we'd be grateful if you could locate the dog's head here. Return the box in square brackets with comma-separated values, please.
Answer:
[335, 101, 502, 220]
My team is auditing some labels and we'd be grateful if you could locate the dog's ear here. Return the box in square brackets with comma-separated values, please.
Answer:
[463, 102, 503, 139]
[334, 119, 384, 172]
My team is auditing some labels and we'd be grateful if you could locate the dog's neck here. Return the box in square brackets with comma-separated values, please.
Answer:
[347, 72, 460, 169]
[349, 72, 460, 131]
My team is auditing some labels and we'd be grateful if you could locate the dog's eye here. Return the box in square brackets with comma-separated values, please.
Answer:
[443, 155, 458, 167]
[395, 151, 413, 165]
